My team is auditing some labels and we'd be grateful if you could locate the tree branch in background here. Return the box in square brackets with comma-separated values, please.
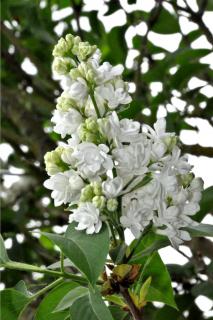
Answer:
[70, 0, 83, 39]
[170, 0, 213, 45]
[183, 144, 213, 157]
[134, 0, 163, 106]
[1, 22, 57, 89]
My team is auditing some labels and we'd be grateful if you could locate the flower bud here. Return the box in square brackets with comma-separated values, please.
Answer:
[92, 196, 106, 209]
[53, 34, 81, 58]
[56, 95, 76, 112]
[107, 198, 118, 212]
[52, 38, 67, 57]
[52, 57, 74, 75]
[85, 118, 99, 132]
[85, 132, 98, 143]
[163, 135, 177, 152]
[61, 147, 76, 166]
[70, 68, 81, 80]
[78, 124, 87, 141]
[65, 34, 75, 47]
[73, 41, 97, 61]
[53, 35, 73, 57]
[77, 62, 95, 83]
[44, 146, 67, 175]
[80, 185, 94, 202]
[91, 181, 102, 196]
[180, 173, 194, 188]
[73, 36, 81, 46]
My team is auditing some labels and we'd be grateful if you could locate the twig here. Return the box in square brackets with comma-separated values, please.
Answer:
[134, 0, 163, 101]
[169, 0, 213, 45]
[120, 286, 143, 320]
[70, 0, 84, 39]
[183, 144, 213, 157]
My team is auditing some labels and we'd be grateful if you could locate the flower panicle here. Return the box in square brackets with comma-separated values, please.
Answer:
[44, 33, 203, 248]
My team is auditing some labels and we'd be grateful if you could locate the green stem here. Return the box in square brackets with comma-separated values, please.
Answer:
[89, 89, 101, 118]
[108, 222, 118, 246]
[60, 251, 65, 273]
[3, 261, 88, 285]
[19, 278, 64, 319]
[31, 277, 63, 300]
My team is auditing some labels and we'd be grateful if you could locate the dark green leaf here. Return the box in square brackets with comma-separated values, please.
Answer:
[0, 234, 10, 264]
[194, 186, 213, 222]
[15, 280, 31, 297]
[70, 288, 113, 320]
[152, 8, 180, 34]
[54, 286, 88, 312]
[48, 258, 74, 270]
[110, 242, 127, 264]
[0, 289, 31, 320]
[171, 63, 208, 89]
[35, 282, 78, 320]
[129, 230, 169, 263]
[175, 49, 210, 64]
[197, 0, 213, 11]
[131, 252, 177, 309]
[186, 223, 213, 237]
[192, 282, 213, 300]
[43, 223, 109, 285]
[108, 306, 128, 320]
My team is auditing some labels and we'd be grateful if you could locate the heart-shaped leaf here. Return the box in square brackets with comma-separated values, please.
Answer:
[43, 223, 109, 285]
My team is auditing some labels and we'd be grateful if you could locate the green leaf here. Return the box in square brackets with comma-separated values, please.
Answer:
[131, 252, 177, 309]
[108, 306, 129, 320]
[0, 289, 31, 320]
[43, 223, 109, 285]
[129, 230, 169, 263]
[167, 263, 195, 280]
[0, 234, 10, 264]
[192, 282, 213, 300]
[54, 286, 88, 312]
[171, 63, 208, 89]
[175, 49, 210, 64]
[152, 8, 180, 34]
[48, 258, 74, 270]
[110, 242, 127, 264]
[197, 0, 213, 11]
[70, 287, 114, 320]
[186, 223, 213, 237]
[105, 295, 126, 307]
[15, 280, 31, 297]
[35, 282, 78, 320]
[88, 287, 114, 320]
[194, 186, 213, 222]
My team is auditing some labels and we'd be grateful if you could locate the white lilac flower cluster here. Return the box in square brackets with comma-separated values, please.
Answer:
[44, 34, 203, 247]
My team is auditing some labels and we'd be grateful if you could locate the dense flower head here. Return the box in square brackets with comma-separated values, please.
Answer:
[44, 34, 203, 248]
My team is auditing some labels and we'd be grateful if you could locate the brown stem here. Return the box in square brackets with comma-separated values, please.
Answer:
[169, 0, 213, 45]
[182, 144, 213, 157]
[134, 0, 163, 104]
[120, 286, 143, 320]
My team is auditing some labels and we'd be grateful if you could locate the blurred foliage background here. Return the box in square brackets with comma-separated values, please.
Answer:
[1, 0, 213, 319]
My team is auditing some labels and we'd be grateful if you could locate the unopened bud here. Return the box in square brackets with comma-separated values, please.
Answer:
[107, 198, 118, 212]
[80, 185, 94, 202]
[92, 182, 102, 196]
[92, 196, 106, 209]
